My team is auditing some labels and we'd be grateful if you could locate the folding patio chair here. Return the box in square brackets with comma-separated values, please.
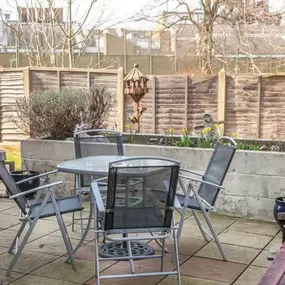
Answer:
[91, 157, 181, 285]
[0, 151, 83, 276]
[176, 136, 237, 261]
[72, 129, 124, 232]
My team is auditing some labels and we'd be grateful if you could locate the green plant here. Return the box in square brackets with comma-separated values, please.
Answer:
[236, 141, 260, 151]
[126, 123, 135, 144]
[177, 129, 195, 147]
[11, 88, 111, 139]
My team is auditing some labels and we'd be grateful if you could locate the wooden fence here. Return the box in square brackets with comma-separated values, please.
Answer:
[121, 70, 285, 139]
[1, 66, 285, 141]
[0, 67, 122, 141]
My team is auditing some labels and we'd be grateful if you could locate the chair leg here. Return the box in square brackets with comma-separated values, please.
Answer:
[202, 210, 227, 261]
[50, 193, 77, 270]
[173, 229, 181, 285]
[160, 238, 165, 272]
[126, 239, 135, 274]
[192, 210, 211, 242]
[7, 219, 39, 275]
[66, 201, 94, 263]
[7, 192, 52, 276]
[94, 206, 101, 285]
[8, 219, 28, 254]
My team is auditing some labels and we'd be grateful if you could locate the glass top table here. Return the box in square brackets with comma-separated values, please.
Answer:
[57, 155, 175, 259]
[57, 155, 176, 176]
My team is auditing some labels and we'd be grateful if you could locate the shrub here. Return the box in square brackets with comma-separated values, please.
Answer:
[12, 88, 111, 139]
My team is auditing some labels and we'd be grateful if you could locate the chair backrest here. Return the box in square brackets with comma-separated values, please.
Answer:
[104, 157, 180, 234]
[74, 129, 124, 158]
[0, 151, 28, 214]
[198, 137, 236, 206]
[74, 129, 124, 187]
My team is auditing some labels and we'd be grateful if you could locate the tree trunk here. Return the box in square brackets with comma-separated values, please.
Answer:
[198, 0, 214, 75]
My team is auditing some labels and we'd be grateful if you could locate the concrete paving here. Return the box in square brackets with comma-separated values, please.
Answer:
[0, 198, 280, 285]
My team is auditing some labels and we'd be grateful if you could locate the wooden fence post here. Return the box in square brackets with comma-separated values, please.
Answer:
[117, 67, 124, 132]
[23, 67, 31, 97]
[184, 76, 188, 130]
[256, 76, 262, 139]
[152, 76, 156, 133]
[57, 70, 61, 91]
[217, 69, 226, 136]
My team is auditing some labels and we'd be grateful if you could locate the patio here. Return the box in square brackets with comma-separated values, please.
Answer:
[0, 197, 280, 285]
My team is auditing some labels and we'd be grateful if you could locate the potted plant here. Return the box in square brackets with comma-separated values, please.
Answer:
[10, 170, 40, 199]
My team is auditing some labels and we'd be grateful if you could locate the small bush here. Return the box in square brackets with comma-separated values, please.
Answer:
[12, 88, 111, 139]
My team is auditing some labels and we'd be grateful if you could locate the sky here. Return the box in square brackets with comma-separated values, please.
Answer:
[0, 0, 284, 29]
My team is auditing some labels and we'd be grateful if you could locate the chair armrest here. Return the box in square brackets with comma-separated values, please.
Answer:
[16, 170, 58, 185]
[10, 181, 63, 199]
[179, 175, 225, 189]
[180, 168, 203, 177]
[91, 181, 105, 213]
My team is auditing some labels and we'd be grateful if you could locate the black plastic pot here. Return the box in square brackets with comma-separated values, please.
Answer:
[11, 170, 40, 199]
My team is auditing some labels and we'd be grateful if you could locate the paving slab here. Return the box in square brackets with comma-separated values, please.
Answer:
[218, 230, 273, 249]
[265, 232, 282, 251]
[228, 219, 279, 236]
[10, 275, 80, 285]
[25, 236, 80, 256]
[0, 214, 20, 229]
[0, 230, 19, 248]
[149, 236, 207, 256]
[50, 224, 95, 241]
[185, 213, 236, 231]
[1, 206, 19, 216]
[180, 256, 246, 283]
[252, 250, 273, 268]
[32, 257, 102, 284]
[158, 275, 230, 285]
[0, 251, 58, 274]
[8, 219, 62, 242]
[85, 263, 163, 285]
[233, 265, 267, 285]
[0, 269, 23, 284]
[195, 242, 260, 264]
[117, 253, 188, 272]
[180, 223, 224, 240]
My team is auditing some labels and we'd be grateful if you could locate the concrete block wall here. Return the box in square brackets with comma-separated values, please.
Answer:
[21, 140, 285, 221]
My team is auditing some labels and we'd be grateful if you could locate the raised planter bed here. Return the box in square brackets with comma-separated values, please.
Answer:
[21, 138, 285, 221]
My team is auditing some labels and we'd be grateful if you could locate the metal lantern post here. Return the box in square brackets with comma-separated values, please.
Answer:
[124, 64, 149, 132]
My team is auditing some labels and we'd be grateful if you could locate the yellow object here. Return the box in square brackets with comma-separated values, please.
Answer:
[231, 133, 237, 138]
[169, 127, 174, 134]
[126, 123, 131, 129]
[202, 127, 211, 135]
[182, 128, 187, 134]
[214, 123, 219, 129]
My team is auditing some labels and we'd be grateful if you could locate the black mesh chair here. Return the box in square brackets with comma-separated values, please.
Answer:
[177, 136, 237, 261]
[91, 157, 181, 285]
[0, 151, 83, 275]
[72, 129, 124, 231]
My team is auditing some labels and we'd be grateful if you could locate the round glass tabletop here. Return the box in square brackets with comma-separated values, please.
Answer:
[57, 155, 177, 175]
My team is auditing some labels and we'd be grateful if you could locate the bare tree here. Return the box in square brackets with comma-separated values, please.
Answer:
[1, 0, 117, 67]
[139, 0, 282, 75]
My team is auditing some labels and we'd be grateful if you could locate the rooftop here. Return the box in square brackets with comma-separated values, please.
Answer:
[0, 198, 280, 285]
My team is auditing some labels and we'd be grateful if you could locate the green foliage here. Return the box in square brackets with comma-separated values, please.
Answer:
[12, 88, 111, 140]
[236, 141, 260, 151]
[177, 131, 195, 147]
